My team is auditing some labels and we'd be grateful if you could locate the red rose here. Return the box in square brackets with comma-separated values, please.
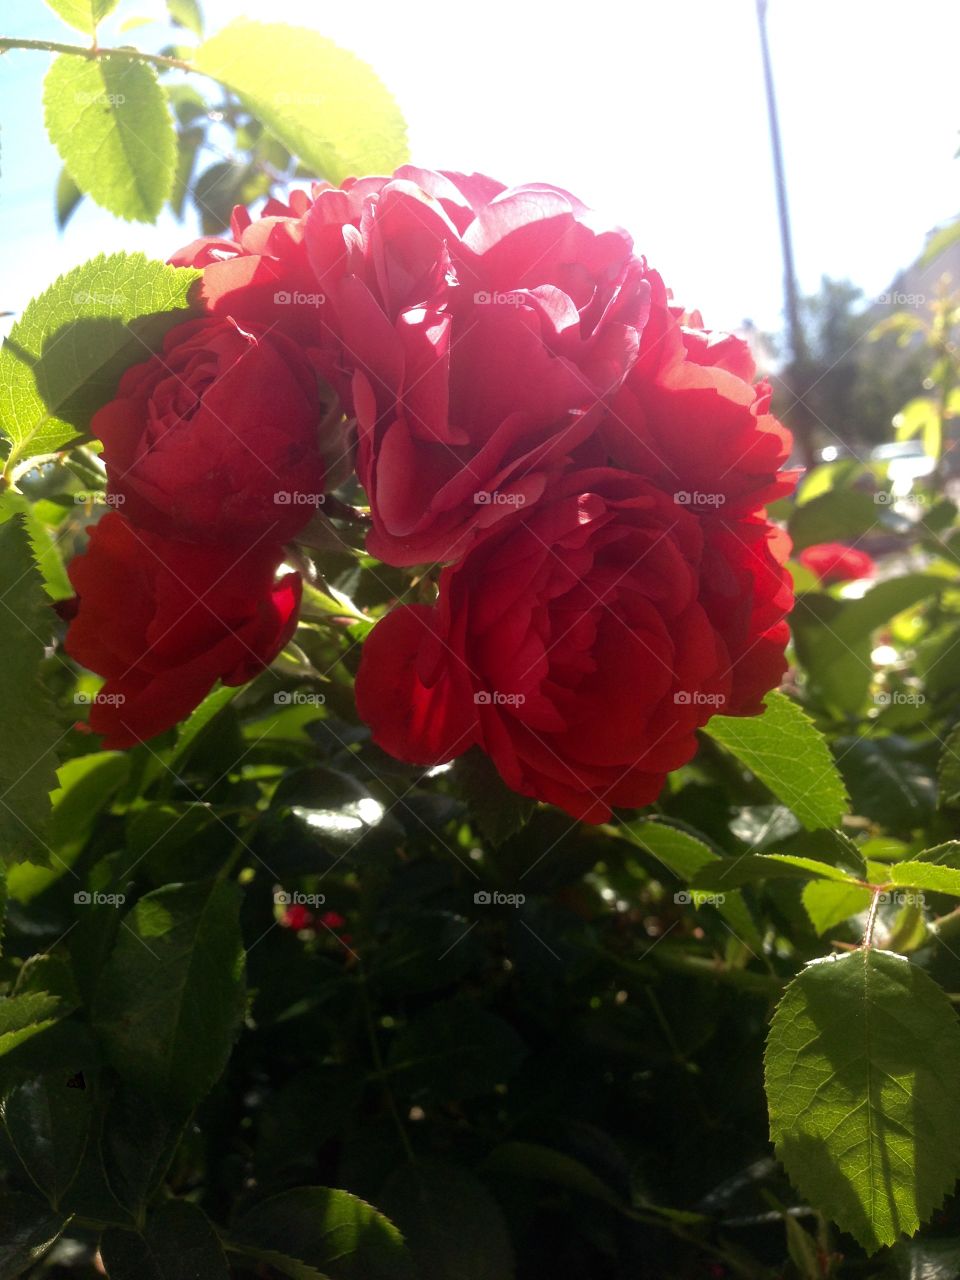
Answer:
[353, 181, 649, 565]
[799, 541, 875, 585]
[698, 517, 793, 715]
[64, 513, 300, 748]
[171, 170, 649, 567]
[281, 903, 314, 930]
[596, 269, 796, 515]
[356, 469, 744, 824]
[94, 318, 326, 545]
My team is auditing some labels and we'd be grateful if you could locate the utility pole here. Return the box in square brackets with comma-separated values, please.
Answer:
[755, 0, 815, 469]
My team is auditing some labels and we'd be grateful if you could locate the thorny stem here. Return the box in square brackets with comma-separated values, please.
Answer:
[861, 888, 883, 949]
[0, 36, 194, 73]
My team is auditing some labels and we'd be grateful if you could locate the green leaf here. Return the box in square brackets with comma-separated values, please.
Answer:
[938, 724, 960, 809]
[766, 949, 960, 1252]
[379, 1162, 515, 1280]
[802, 880, 873, 935]
[920, 219, 960, 267]
[44, 0, 119, 34]
[0, 1193, 69, 1279]
[7, 751, 129, 904]
[455, 747, 536, 846]
[51, 752, 131, 864]
[691, 853, 860, 891]
[0, 993, 63, 1058]
[0, 252, 199, 468]
[55, 167, 84, 230]
[484, 1141, 625, 1210]
[705, 692, 849, 832]
[170, 684, 240, 772]
[387, 999, 526, 1103]
[793, 576, 943, 717]
[788, 489, 881, 552]
[100, 1201, 230, 1279]
[0, 490, 72, 601]
[100, 1084, 186, 1216]
[44, 54, 176, 221]
[93, 880, 246, 1111]
[166, 0, 203, 36]
[2, 1072, 93, 1209]
[193, 20, 408, 182]
[889, 862, 960, 897]
[170, 124, 203, 219]
[838, 736, 937, 832]
[622, 819, 763, 952]
[0, 516, 62, 863]
[227, 1187, 416, 1280]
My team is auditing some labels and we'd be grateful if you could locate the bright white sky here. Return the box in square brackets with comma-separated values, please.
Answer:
[2, 0, 959, 336]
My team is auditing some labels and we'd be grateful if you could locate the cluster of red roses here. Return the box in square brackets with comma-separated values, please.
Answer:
[63, 167, 795, 821]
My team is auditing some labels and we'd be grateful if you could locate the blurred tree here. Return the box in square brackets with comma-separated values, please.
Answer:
[771, 276, 927, 455]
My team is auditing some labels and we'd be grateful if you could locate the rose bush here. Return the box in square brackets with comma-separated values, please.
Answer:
[63, 165, 796, 798]
[7, 14, 960, 1273]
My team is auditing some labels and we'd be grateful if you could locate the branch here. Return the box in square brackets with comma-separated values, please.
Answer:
[0, 36, 194, 74]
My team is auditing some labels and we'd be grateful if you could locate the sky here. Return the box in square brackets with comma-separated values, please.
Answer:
[2, 0, 959, 338]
